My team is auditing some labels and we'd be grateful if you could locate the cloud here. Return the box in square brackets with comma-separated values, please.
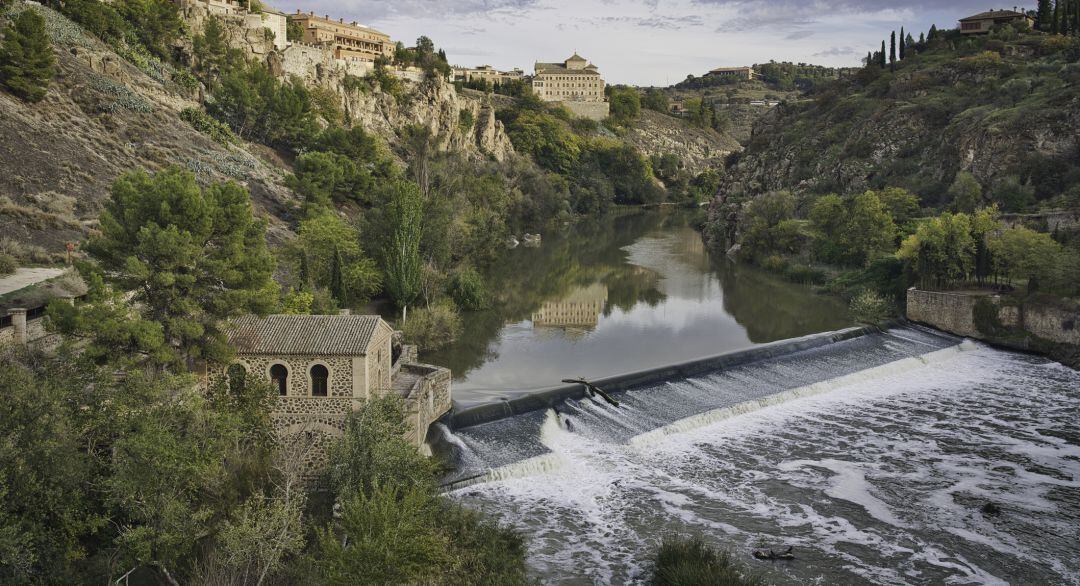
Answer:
[812, 46, 858, 57]
[785, 30, 815, 40]
[591, 15, 705, 30]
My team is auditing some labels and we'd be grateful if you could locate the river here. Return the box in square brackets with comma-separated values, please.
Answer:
[425, 209, 852, 406]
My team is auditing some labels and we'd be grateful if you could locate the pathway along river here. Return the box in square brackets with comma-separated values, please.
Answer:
[425, 209, 852, 406]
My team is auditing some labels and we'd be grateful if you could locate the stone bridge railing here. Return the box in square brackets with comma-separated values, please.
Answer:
[399, 362, 453, 447]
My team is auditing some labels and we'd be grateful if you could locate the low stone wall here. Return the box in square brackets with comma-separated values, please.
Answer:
[400, 362, 453, 447]
[906, 288, 1079, 366]
[563, 100, 610, 121]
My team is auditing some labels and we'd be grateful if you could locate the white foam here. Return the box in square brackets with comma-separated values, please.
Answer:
[631, 341, 975, 447]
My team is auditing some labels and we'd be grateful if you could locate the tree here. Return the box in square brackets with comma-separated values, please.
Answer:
[740, 191, 800, 259]
[899, 26, 906, 60]
[296, 212, 381, 305]
[905, 33, 916, 56]
[949, 171, 983, 213]
[641, 88, 669, 112]
[1053, 0, 1062, 33]
[897, 212, 977, 288]
[845, 191, 897, 266]
[84, 167, 276, 366]
[286, 16, 304, 42]
[879, 40, 887, 68]
[876, 187, 921, 229]
[890, 30, 897, 70]
[988, 226, 1064, 291]
[1038, 0, 1054, 29]
[928, 24, 938, 41]
[384, 181, 424, 320]
[608, 87, 641, 124]
[0, 9, 56, 102]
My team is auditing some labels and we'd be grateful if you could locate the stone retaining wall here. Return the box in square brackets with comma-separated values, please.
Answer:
[563, 101, 610, 121]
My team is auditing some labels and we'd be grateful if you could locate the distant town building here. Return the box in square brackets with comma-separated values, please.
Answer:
[958, 9, 1034, 35]
[532, 53, 610, 120]
[704, 66, 757, 80]
[452, 64, 525, 85]
[290, 10, 394, 62]
[532, 283, 609, 328]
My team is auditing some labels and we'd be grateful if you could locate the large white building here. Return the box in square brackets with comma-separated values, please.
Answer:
[532, 53, 609, 120]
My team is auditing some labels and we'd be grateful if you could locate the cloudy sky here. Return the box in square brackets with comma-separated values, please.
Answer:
[278, 0, 1032, 85]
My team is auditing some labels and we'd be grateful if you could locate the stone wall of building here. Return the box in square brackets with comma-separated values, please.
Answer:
[563, 100, 610, 121]
[229, 354, 358, 398]
[399, 362, 453, 447]
[907, 288, 1079, 366]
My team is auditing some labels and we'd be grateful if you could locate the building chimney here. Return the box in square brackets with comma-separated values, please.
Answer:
[8, 308, 27, 345]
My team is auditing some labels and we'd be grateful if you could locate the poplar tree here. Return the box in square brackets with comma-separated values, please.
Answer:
[899, 26, 906, 59]
[889, 31, 897, 71]
[330, 246, 345, 303]
[0, 9, 56, 103]
[384, 181, 423, 322]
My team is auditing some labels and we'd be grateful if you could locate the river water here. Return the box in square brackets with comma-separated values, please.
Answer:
[448, 335, 1080, 585]
[426, 209, 851, 406]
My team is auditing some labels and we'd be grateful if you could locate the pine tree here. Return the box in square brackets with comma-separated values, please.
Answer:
[0, 9, 56, 103]
[889, 31, 897, 71]
[1038, 0, 1053, 29]
[899, 27, 906, 59]
[879, 40, 887, 68]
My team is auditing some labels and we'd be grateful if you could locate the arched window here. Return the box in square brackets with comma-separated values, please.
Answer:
[310, 364, 329, 397]
[227, 363, 247, 395]
[270, 364, 288, 396]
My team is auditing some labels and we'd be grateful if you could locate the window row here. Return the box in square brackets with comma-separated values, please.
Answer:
[227, 363, 330, 397]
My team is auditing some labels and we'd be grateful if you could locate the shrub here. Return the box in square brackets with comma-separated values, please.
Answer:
[0, 9, 56, 103]
[650, 535, 762, 586]
[850, 289, 892, 325]
[0, 252, 17, 275]
[458, 108, 475, 133]
[402, 302, 462, 351]
[448, 266, 490, 310]
[180, 107, 236, 145]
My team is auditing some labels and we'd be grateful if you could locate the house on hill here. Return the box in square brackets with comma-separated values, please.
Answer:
[532, 53, 610, 120]
[959, 9, 1034, 35]
[704, 66, 756, 80]
[214, 313, 452, 476]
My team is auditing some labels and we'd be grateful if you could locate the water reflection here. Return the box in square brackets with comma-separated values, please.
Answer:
[425, 209, 852, 404]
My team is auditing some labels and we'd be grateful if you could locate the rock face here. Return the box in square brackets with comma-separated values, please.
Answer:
[0, 4, 297, 253]
[623, 110, 740, 175]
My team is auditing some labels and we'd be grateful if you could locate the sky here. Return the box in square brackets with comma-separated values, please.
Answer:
[276, 0, 1033, 86]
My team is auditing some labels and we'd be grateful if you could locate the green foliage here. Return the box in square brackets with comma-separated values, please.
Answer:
[0, 9, 56, 102]
[650, 535, 762, 586]
[458, 108, 475, 133]
[987, 225, 1068, 292]
[402, 301, 462, 351]
[448, 266, 490, 310]
[849, 289, 892, 324]
[313, 396, 527, 584]
[641, 88, 669, 112]
[897, 211, 982, 288]
[286, 16, 303, 42]
[180, 106, 236, 145]
[739, 191, 801, 260]
[80, 167, 277, 366]
[608, 87, 641, 124]
[296, 212, 381, 306]
[0, 252, 15, 275]
[949, 171, 983, 213]
[289, 151, 377, 208]
[384, 181, 424, 311]
[208, 64, 319, 151]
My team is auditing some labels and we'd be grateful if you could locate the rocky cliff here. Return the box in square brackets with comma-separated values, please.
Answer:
[712, 36, 1080, 210]
[623, 110, 739, 175]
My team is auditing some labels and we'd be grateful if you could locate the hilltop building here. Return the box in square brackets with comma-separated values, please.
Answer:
[532, 53, 609, 120]
[704, 66, 756, 80]
[452, 64, 524, 85]
[290, 10, 395, 62]
[959, 9, 1034, 35]
[213, 314, 452, 475]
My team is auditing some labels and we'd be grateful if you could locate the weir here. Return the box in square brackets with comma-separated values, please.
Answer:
[432, 324, 966, 489]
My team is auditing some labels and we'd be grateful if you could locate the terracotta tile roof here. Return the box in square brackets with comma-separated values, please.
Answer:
[959, 9, 1028, 21]
[228, 314, 383, 356]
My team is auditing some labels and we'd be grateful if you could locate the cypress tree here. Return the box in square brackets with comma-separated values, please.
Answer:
[298, 252, 311, 291]
[866, 51, 873, 67]
[1038, 0, 1053, 29]
[899, 26, 906, 59]
[919, 32, 925, 45]
[890, 31, 897, 71]
[1053, 0, 1062, 34]
[330, 245, 345, 303]
[1073, 0, 1079, 36]
[0, 9, 56, 103]
[880, 40, 887, 68]
[928, 24, 938, 41]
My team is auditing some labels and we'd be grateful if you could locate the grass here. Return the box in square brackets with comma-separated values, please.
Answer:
[650, 536, 765, 586]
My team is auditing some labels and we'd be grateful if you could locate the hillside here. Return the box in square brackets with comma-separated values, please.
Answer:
[623, 109, 740, 175]
[710, 32, 1080, 217]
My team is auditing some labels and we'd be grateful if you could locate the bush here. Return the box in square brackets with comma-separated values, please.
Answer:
[0, 9, 56, 103]
[180, 107, 236, 145]
[850, 289, 892, 325]
[651, 535, 762, 586]
[0, 252, 17, 275]
[402, 302, 462, 351]
[448, 266, 490, 310]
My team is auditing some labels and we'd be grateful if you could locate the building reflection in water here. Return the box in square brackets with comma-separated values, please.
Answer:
[530, 283, 609, 333]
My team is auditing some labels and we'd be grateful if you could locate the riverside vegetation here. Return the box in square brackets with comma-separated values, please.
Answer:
[706, 18, 1080, 323]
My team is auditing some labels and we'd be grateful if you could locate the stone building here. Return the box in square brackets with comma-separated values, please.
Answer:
[704, 66, 756, 80]
[216, 314, 452, 476]
[959, 9, 1034, 35]
[453, 64, 524, 85]
[290, 10, 395, 62]
[532, 53, 609, 120]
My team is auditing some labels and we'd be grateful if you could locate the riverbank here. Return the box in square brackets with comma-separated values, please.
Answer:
[907, 288, 1080, 368]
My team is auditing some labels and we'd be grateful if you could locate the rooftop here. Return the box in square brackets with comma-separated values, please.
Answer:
[228, 314, 383, 356]
[959, 9, 1029, 21]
